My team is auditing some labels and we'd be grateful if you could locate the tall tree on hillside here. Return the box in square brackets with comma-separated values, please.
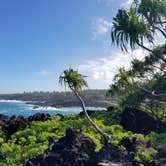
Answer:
[59, 67, 112, 141]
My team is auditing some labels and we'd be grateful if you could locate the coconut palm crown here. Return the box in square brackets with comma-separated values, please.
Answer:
[59, 67, 88, 91]
[111, 8, 153, 52]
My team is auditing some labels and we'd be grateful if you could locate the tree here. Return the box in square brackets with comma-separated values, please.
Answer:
[111, 0, 166, 63]
[137, 0, 166, 37]
[59, 67, 112, 141]
[108, 0, 166, 122]
[111, 8, 153, 52]
[110, 0, 166, 96]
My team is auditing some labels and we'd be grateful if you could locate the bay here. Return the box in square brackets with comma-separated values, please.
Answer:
[0, 100, 105, 117]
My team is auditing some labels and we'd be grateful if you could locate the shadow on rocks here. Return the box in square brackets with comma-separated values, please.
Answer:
[0, 113, 52, 139]
[22, 128, 134, 166]
[121, 107, 166, 134]
[22, 127, 98, 166]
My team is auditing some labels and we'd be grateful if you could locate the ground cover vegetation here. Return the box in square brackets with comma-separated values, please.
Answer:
[0, 110, 164, 166]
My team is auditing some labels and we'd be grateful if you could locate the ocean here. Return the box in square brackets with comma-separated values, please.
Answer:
[0, 100, 105, 117]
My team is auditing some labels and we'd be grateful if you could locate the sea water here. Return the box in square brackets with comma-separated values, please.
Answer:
[0, 100, 105, 117]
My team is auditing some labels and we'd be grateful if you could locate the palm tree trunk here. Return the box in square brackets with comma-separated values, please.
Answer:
[73, 89, 112, 141]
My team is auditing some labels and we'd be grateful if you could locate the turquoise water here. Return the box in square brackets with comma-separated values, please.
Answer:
[0, 100, 105, 117]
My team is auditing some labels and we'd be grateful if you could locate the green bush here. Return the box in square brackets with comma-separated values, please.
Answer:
[0, 110, 159, 165]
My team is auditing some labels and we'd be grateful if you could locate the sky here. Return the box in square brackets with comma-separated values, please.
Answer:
[0, 0, 148, 93]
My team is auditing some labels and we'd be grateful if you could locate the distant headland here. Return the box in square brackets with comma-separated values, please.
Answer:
[0, 90, 116, 108]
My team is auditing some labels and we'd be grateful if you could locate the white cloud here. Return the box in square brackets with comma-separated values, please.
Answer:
[78, 48, 147, 88]
[154, 31, 165, 45]
[97, 0, 133, 8]
[91, 17, 112, 39]
[39, 69, 51, 76]
[120, 0, 133, 8]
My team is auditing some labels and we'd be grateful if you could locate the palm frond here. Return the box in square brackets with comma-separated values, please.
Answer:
[59, 67, 88, 91]
[111, 9, 153, 52]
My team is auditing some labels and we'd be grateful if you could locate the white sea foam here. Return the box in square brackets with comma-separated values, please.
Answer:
[57, 107, 106, 113]
[0, 99, 25, 103]
[32, 106, 58, 111]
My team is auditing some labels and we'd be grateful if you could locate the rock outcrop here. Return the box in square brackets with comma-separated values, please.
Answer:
[22, 128, 135, 166]
[78, 110, 95, 116]
[2, 115, 29, 139]
[97, 144, 133, 166]
[120, 137, 136, 152]
[121, 107, 166, 134]
[0, 114, 9, 131]
[0, 113, 51, 139]
[107, 106, 115, 112]
[23, 127, 98, 166]
[28, 113, 51, 122]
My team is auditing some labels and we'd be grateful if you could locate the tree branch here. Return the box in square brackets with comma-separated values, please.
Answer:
[155, 21, 166, 24]
[153, 25, 166, 38]
[137, 84, 166, 97]
[136, 42, 166, 63]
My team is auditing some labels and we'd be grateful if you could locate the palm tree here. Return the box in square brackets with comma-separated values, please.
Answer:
[111, 9, 153, 51]
[137, 0, 166, 38]
[59, 67, 112, 141]
[111, 7, 166, 63]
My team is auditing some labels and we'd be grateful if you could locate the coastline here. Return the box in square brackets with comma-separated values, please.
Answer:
[0, 90, 112, 108]
[0, 99, 107, 117]
[0, 99, 59, 110]
[0, 99, 25, 103]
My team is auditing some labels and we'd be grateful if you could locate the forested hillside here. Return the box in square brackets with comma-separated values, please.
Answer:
[0, 90, 116, 107]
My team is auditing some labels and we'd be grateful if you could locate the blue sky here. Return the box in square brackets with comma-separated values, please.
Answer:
[0, 0, 137, 93]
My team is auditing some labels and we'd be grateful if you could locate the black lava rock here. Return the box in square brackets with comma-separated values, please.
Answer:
[97, 143, 133, 166]
[0, 154, 6, 160]
[28, 113, 51, 122]
[22, 127, 98, 166]
[120, 137, 136, 152]
[121, 107, 166, 134]
[2, 116, 29, 139]
[107, 106, 114, 112]
[0, 113, 51, 139]
[0, 114, 9, 130]
[78, 110, 95, 116]
[22, 128, 137, 166]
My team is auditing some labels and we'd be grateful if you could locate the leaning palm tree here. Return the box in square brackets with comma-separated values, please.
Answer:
[59, 67, 111, 141]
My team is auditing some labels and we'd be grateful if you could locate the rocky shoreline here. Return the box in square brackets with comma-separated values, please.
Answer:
[0, 107, 166, 140]
[22, 127, 161, 166]
[0, 113, 51, 140]
[22, 128, 135, 166]
[25, 100, 109, 109]
[0, 108, 165, 166]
